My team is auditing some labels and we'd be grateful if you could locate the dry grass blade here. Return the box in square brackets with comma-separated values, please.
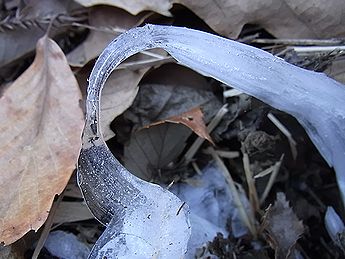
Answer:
[32, 194, 64, 259]
[260, 154, 285, 205]
[207, 147, 257, 237]
[267, 113, 297, 160]
[252, 38, 344, 46]
[191, 161, 203, 175]
[223, 88, 244, 98]
[243, 152, 260, 212]
[254, 165, 275, 179]
[215, 150, 240, 159]
[292, 46, 345, 55]
[203, 148, 240, 159]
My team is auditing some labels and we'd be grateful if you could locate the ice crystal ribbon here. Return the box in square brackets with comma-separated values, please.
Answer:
[78, 25, 345, 258]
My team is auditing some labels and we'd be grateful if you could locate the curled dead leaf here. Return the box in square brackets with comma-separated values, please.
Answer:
[263, 192, 304, 259]
[148, 106, 214, 144]
[0, 36, 84, 244]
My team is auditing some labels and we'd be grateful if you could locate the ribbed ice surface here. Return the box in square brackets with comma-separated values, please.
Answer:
[78, 25, 345, 258]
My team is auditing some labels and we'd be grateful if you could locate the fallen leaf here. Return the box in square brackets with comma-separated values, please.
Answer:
[67, 6, 149, 67]
[74, 0, 345, 39]
[76, 64, 150, 140]
[324, 58, 345, 84]
[0, 245, 24, 259]
[74, 0, 172, 16]
[148, 107, 214, 144]
[100, 69, 149, 140]
[54, 202, 94, 224]
[0, 36, 84, 244]
[124, 123, 191, 181]
[176, 0, 345, 38]
[263, 192, 304, 259]
[123, 82, 221, 130]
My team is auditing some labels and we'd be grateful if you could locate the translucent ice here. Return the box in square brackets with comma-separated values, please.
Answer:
[78, 25, 345, 258]
[171, 163, 250, 258]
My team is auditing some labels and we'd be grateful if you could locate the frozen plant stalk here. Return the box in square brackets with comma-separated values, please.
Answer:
[77, 25, 345, 258]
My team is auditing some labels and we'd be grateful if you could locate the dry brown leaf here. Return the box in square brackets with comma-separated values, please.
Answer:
[74, 0, 172, 16]
[0, 36, 84, 245]
[124, 123, 191, 181]
[122, 64, 221, 130]
[263, 192, 304, 259]
[53, 202, 93, 224]
[74, 0, 345, 39]
[100, 69, 149, 140]
[176, 0, 345, 38]
[76, 64, 150, 140]
[325, 59, 345, 84]
[67, 6, 149, 67]
[147, 107, 214, 144]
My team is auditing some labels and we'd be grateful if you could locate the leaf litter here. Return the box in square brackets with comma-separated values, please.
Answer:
[74, 0, 345, 39]
[0, 35, 84, 244]
[1, 1, 345, 258]
[263, 193, 304, 259]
